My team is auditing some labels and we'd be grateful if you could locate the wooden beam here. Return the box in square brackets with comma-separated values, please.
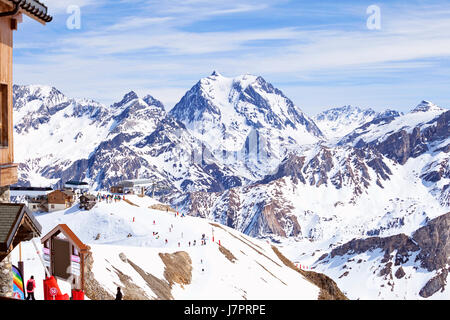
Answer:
[10, 17, 16, 30]
[0, 0, 47, 25]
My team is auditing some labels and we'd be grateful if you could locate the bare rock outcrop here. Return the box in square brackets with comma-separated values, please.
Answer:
[419, 268, 449, 298]
[271, 246, 347, 300]
[412, 212, 450, 271]
[321, 212, 450, 298]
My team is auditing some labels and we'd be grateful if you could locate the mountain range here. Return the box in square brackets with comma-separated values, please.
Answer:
[12, 72, 449, 299]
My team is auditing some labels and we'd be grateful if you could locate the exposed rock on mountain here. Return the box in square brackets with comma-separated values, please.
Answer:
[182, 179, 302, 238]
[180, 145, 398, 239]
[315, 212, 450, 299]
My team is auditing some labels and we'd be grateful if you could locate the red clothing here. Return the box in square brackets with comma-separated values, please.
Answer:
[26, 279, 36, 293]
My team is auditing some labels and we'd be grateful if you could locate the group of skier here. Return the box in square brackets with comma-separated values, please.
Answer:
[23, 210, 211, 300]
[97, 193, 124, 203]
[151, 209, 210, 250]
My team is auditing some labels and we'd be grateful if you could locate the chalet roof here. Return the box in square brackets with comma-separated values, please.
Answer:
[80, 195, 96, 201]
[62, 190, 75, 196]
[65, 181, 89, 186]
[41, 224, 90, 252]
[10, 186, 53, 192]
[120, 179, 154, 188]
[4, 0, 52, 23]
[0, 203, 42, 261]
[49, 189, 74, 197]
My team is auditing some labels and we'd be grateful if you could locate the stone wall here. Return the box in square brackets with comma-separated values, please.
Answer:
[0, 186, 9, 203]
[0, 186, 12, 298]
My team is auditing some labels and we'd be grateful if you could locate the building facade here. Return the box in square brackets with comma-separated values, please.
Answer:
[0, 0, 52, 298]
[47, 190, 75, 212]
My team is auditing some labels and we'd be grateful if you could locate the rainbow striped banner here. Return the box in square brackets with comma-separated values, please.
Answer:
[12, 265, 25, 300]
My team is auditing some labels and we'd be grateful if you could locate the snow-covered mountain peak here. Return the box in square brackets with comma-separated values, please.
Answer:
[411, 100, 444, 113]
[210, 70, 222, 77]
[313, 105, 379, 141]
[19, 84, 59, 98]
[198, 73, 271, 101]
[13, 84, 68, 112]
[111, 91, 139, 109]
[143, 94, 165, 110]
[169, 73, 323, 178]
[315, 105, 376, 121]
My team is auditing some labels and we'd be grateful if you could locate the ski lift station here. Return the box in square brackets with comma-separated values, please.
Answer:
[64, 181, 89, 193]
[111, 179, 154, 195]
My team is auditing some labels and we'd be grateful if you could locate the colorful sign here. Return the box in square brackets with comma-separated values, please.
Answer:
[43, 247, 51, 267]
[72, 263, 80, 276]
[49, 287, 58, 296]
[71, 254, 81, 276]
[12, 265, 25, 300]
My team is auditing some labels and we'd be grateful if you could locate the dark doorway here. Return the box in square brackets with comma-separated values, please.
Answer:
[52, 238, 71, 279]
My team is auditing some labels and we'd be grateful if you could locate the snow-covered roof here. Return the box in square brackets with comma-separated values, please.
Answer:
[119, 179, 154, 187]
[65, 181, 88, 186]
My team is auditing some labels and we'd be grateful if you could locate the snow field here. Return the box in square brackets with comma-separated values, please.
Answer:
[11, 195, 321, 300]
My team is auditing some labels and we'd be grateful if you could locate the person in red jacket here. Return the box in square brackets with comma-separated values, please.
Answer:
[26, 276, 36, 300]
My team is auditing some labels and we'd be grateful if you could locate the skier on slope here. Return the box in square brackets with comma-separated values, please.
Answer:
[26, 276, 36, 300]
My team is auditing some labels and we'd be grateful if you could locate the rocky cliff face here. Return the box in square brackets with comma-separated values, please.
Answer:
[412, 212, 450, 272]
[182, 179, 302, 239]
[367, 110, 449, 165]
[179, 144, 399, 239]
[260, 145, 393, 196]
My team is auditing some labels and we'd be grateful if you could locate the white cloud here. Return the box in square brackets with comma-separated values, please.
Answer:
[13, 1, 450, 112]
[43, 0, 101, 14]
[106, 16, 174, 31]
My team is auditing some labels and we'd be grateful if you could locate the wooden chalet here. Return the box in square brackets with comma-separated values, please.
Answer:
[0, 203, 41, 262]
[110, 185, 124, 194]
[47, 190, 75, 212]
[26, 195, 48, 212]
[79, 194, 96, 210]
[0, 0, 51, 188]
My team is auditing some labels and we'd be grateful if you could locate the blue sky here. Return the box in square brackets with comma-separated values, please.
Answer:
[13, 0, 450, 115]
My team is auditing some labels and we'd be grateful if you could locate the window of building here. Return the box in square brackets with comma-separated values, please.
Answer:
[51, 204, 55, 209]
[0, 84, 8, 147]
